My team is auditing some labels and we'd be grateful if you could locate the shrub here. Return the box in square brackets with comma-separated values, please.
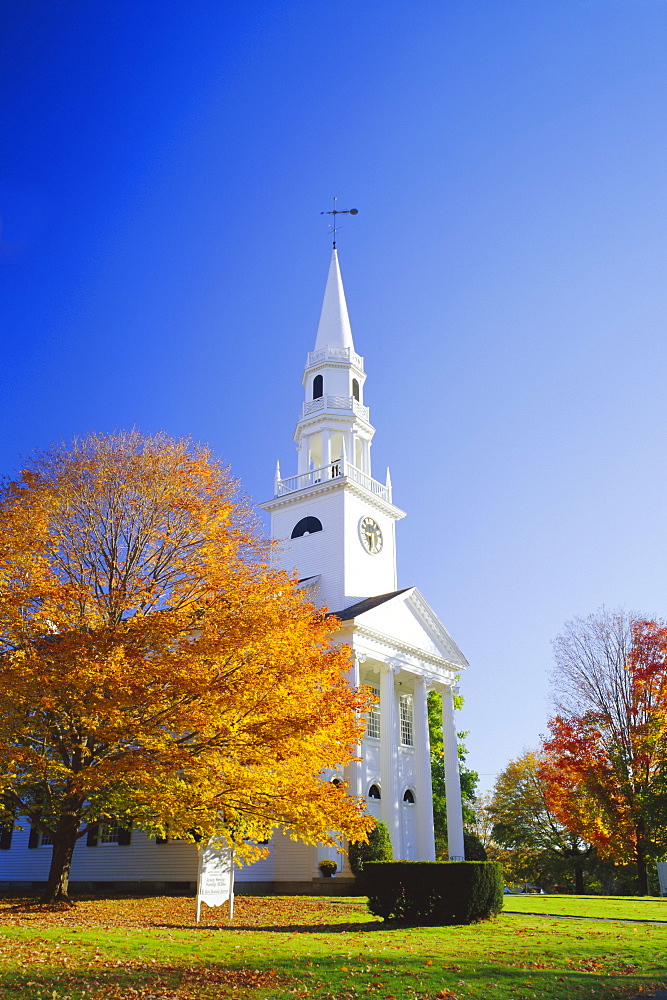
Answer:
[464, 830, 488, 861]
[364, 860, 503, 924]
[348, 820, 393, 880]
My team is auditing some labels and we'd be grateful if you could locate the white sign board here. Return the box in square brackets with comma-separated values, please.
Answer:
[196, 842, 235, 922]
[657, 862, 667, 897]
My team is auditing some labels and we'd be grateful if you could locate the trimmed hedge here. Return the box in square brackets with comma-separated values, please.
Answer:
[365, 860, 503, 925]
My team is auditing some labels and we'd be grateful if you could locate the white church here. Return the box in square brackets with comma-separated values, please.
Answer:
[0, 249, 469, 894]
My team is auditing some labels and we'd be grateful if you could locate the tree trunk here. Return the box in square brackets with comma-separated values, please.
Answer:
[574, 863, 585, 894]
[636, 820, 649, 896]
[42, 811, 82, 903]
[636, 842, 649, 896]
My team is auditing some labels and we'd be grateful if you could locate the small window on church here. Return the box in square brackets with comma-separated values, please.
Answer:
[399, 693, 414, 747]
[291, 516, 323, 539]
[403, 789, 415, 804]
[368, 784, 381, 800]
[352, 378, 359, 401]
[366, 685, 380, 739]
[313, 374, 323, 399]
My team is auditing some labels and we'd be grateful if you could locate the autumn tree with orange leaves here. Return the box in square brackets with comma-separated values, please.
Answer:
[0, 431, 373, 902]
[539, 610, 667, 894]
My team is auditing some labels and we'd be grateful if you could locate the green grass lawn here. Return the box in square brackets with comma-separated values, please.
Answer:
[504, 894, 667, 922]
[0, 894, 666, 1000]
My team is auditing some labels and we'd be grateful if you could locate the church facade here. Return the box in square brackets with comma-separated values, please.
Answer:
[0, 250, 468, 893]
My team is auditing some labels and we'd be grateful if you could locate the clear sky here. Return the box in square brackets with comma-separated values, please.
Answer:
[2, 0, 667, 793]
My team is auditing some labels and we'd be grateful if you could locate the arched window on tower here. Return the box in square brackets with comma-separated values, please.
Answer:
[352, 378, 360, 401]
[368, 784, 381, 800]
[403, 789, 415, 803]
[291, 516, 323, 539]
[313, 374, 323, 399]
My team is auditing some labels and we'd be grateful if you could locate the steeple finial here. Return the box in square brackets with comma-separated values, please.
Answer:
[320, 197, 358, 249]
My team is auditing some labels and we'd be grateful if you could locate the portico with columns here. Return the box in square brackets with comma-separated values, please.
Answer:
[260, 248, 469, 876]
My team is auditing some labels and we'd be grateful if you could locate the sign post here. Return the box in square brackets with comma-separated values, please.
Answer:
[196, 841, 235, 922]
[657, 862, 667, 897]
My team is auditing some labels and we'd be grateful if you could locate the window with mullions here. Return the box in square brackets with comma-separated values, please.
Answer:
[87, 821, 132, 846]
[98, 822, 121, 844]
[28, 824, 54, 848]
[399, 693, 414, 747]
[366, 686, 380, 739]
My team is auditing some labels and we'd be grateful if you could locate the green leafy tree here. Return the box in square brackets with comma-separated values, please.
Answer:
[428, 690, 479, 859]
[470, 793, 495, 848]
[490, 750, 595, 892]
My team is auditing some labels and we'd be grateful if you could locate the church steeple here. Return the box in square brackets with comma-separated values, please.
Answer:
[314, 249, 354, 351]
[261, 248, 405, 613]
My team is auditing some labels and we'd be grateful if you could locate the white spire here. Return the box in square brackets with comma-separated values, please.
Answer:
[314, 249, 354, 351]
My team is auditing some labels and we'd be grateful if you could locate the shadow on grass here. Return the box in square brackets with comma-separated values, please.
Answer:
[1, 954, 662, 1000]
[152, 919, 386, 933]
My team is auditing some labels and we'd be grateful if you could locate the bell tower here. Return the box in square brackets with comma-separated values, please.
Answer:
[261, 249, 406, 613]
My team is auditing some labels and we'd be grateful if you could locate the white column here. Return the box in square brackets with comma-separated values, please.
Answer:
[322, 431, 331, 473]
[380, 662, 401, 859]
[442, 685, 465, 860]
[413, 677, 436, 861]
[346, 653, 365, 799]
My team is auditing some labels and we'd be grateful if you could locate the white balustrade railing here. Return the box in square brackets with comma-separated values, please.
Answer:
[300, 395, 369, 422]
[306, 346, 364, 371]
[276, 458, 390, 502]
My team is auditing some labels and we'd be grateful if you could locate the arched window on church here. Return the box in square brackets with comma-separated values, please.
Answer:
[291, 516, 323, 539]
[368, 784, 381, 800]
[403, 789, 415, 803]
[313, 374, 323, 399]
[352, 378, 360, 401]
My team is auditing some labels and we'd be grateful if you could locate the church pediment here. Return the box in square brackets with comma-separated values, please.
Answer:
[332, 587, 468, 670]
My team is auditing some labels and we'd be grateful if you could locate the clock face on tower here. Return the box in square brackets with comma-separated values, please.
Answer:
[359, 515, 383, 555]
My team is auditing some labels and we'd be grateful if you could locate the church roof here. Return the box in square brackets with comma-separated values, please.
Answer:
[314, 248, 354, 351]
[330, 588, 412, 621]
[330, 587, 469, 670]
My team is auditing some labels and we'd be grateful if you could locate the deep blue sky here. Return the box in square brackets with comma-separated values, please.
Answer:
[3, 0, 667, 792]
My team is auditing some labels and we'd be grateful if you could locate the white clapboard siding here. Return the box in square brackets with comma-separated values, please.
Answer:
[0, 826, 296, 884]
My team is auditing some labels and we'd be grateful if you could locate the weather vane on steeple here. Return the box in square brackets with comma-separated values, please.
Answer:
[320, 197, 358, 248]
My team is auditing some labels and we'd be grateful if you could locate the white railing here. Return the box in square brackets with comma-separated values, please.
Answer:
[276, 458, 391, 502]
[306, 346, 364, 371]
[301, 395, 369, 422]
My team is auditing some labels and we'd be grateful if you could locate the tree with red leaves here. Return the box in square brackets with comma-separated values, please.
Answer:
[539, 609, 667, 894]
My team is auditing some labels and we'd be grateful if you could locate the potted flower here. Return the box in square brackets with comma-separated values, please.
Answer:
[318, 859, 337, 878]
